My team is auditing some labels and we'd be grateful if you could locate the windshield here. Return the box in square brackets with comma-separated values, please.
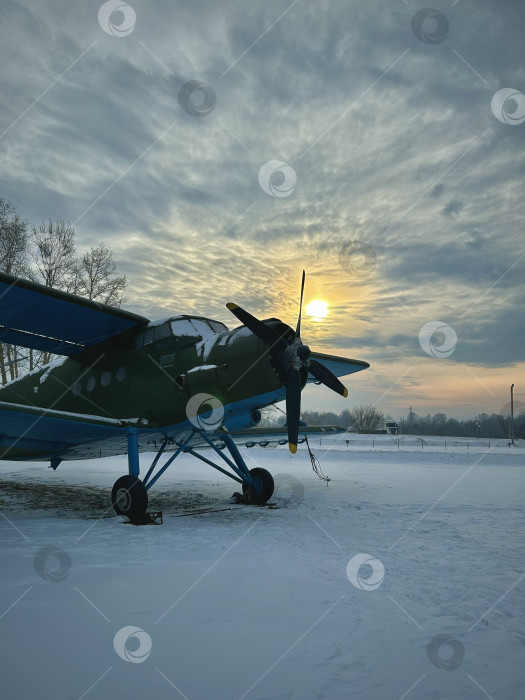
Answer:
[171, 318, 227, 337]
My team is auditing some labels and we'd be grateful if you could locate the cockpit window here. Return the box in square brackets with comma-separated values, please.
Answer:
[154, 322, 172, 340]
[136, 317, 227, 348]
[209, 320, 228, 333]
[136, 321, 173, 348]
[188, 319, 213, 337]
[143, 328, 154, 345]
[171, 319, 201, 337]
[170, 318, 227, 337]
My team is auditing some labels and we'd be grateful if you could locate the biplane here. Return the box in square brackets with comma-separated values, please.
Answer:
[0, 270, 369, 521]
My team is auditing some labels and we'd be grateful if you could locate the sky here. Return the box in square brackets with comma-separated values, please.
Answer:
[0, 0, 524, 420]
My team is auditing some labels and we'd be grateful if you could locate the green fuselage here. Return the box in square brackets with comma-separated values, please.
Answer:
[0, 316, 285, 431]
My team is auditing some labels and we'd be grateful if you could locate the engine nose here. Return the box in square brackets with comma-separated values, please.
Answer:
[260, 319, 295, 346]
[297, 344, 311, 362]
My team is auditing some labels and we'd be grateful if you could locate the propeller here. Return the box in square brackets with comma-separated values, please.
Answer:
[226, 270, 349, 454]
[295, 269, 305, 338]
[308, 359, 348, 397]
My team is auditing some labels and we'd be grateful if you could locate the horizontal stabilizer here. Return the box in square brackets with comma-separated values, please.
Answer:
[308, 351, 369, 379]
[0, 272, 149, 355]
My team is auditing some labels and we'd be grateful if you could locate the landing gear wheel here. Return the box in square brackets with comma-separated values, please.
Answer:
[242, 467, 274, 505]
[111, 475, 148, 522]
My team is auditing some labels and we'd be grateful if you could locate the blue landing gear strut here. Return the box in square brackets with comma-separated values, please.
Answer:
[112, 430, 148, 522]
[111, 429, 275, 519]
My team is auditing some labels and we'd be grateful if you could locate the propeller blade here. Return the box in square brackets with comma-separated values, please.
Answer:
[226, 303, 287, 351]
[285, 368, 302, 453]
[295, 269, 306, 338]
[308, 359, 349, 398]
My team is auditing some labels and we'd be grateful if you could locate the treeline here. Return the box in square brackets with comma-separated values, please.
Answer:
[398, 412, 524, 440]
[0, 197, 127, 383]
[262, 406, 524, 439]
[262, 405, 384, 433]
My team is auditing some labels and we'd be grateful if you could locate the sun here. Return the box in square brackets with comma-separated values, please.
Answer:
[306, 299, 328, 319]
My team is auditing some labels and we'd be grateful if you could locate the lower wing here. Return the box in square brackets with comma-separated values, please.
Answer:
[0, 401, 345, 463]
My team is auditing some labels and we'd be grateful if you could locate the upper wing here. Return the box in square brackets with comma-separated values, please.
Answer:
[308, 351, 369, 380]
[0, 271, 149, 356]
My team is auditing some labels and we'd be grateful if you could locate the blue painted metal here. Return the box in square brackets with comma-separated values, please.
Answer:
[141, 429, 253, 492]
[0, 386, 317, 465]
[0, 387, 287, 462]
[0, 404, 122, 442]
[199, 432, 254, 485]
[142, 438, 168, 486]
[221, 434, 253, 480]
[183, 448, 244, 485]
[144, 432, 196, 491]
[307, 352, 369, 379]
[50, 456, 62, 470]
[126, 430, 140, 476]
[0, 271, 147, 355]
[0, 327, 83, 356]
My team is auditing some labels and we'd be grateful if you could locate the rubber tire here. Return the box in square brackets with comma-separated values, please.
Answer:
[242, 467, 274, 505]
[111, 475, 148, 522]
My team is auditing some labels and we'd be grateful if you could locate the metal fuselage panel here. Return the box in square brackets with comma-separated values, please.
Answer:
[0, 319, 284, 460]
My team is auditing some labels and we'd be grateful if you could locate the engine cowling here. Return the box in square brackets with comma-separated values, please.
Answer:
[222, 408, 262, 432]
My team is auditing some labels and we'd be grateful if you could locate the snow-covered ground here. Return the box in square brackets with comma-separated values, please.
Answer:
[0, 436, 524, 700]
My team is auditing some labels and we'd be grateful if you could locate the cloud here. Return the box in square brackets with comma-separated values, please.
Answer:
[442, 198, 465, 217]
[1, 0, 524, 418]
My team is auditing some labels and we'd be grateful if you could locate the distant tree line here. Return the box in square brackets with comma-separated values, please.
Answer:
[262, 405, 385, 433]
[398, 410, 525, 440]
[0, 197, 127, 383]
[261, 405, 525, 439]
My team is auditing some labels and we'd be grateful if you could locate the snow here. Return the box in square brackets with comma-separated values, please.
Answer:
[147, 317, 176, 327]
[187, 364, 218, 374]
[1, 355, 67, 389]
[0, 436, 523, 699]
[171, 318, 203, 337]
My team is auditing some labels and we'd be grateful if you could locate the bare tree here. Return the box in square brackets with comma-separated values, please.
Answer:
[30, 219, 78, 365]
[0, 198, 30, 276]
[0, 198, 30, 383]
[2, 204, 128, 377]
[73, 243, 127, 306]
[349, 404, 384, 433]
[32, 219, 76, 290]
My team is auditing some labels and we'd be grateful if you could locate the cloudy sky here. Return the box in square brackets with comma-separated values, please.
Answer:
[1, 0, 524, 419]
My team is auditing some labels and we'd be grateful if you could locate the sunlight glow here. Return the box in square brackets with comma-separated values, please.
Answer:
[306, 299, 328, 319]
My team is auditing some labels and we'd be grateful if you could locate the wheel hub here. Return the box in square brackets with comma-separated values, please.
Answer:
[116, 488, 131, 511]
